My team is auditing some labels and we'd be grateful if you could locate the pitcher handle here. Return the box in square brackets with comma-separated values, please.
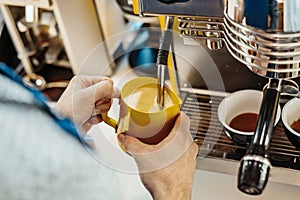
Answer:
[100, 113, 118, 132]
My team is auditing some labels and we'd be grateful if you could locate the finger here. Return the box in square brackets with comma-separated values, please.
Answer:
[94, 79, 114, 101]
[94, 88, 119, 114]
[95, 97, 112, 107]
[82, 79, 114, 104]
[94, 100, 112, 114]
[75, 75, 112, 87]
[88, 114, 103, 125]
[95, 88, 120, 106]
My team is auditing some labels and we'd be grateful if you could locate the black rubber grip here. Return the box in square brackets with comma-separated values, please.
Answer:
[156, 30, 173, 66]
[238, 159, 270, 195]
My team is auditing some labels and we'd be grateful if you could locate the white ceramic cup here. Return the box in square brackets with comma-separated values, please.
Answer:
[282, 97, 300, 148]
[218, 89, 281, 145]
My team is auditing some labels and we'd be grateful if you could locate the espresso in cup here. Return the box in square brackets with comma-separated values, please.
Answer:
[218, 89, 281, 146]
[229, 113, 258, 132]
[291, 118, 300, 134]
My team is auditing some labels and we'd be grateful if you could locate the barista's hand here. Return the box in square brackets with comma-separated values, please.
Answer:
[118, 112, 199, 200]
[55, 75, 119, 133]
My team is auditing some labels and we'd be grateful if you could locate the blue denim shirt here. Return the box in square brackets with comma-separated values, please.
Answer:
[0, 65, 134, 200]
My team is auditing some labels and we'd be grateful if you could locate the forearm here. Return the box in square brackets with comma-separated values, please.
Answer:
[147, 181, 192, 200]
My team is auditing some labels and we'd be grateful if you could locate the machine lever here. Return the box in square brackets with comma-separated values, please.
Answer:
[238, 79, 281, 195]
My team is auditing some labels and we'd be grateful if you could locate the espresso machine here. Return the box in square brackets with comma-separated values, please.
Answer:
[131, 0, 300, 196]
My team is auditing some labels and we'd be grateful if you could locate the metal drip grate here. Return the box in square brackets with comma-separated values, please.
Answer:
[180, 90, 300, 170]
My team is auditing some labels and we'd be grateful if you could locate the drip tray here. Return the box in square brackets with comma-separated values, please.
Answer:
[180, 89, 300, 186]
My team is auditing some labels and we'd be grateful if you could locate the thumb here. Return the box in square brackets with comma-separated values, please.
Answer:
[117, 133, 152, 154]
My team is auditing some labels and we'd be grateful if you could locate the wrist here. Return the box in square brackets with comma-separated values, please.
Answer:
[150, 183, 192, 200]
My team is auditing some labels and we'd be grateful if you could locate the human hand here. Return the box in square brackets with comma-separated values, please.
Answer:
[118, 112, 199, 200]
[55, 75, 119, 133]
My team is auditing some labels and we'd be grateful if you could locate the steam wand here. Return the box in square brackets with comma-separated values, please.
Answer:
[156, 16, 174, 109]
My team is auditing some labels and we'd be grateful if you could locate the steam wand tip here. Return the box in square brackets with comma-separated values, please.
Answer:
[157, 64, 167, 109]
